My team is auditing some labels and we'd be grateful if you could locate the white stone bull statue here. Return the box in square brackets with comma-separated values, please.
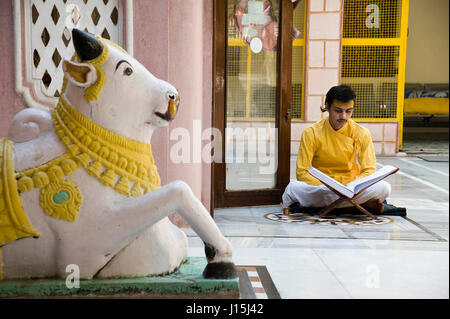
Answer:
[0, 29, 236, 280]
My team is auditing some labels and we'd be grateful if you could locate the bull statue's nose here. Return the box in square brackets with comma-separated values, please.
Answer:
[166, 91, 179, 103]
[166, 91, 179, 120]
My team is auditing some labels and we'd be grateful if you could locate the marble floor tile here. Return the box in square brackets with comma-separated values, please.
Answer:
[315, 248, 450, 299]
[331, 271, 449, 299]
[269, 269, 352, 299]
[184, 156, 448, 298]
[312, 248, 449, 276]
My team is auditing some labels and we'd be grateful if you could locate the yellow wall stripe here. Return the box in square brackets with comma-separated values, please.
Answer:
[397, 0, 410, 149]
[342, 38, 402, 46]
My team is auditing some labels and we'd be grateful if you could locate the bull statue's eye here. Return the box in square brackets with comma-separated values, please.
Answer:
[124, 67, 133, 76]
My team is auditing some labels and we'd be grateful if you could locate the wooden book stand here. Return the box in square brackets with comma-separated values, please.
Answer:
[315, 183, 377, 219]
[283, 181, 379, 220]
[283, 166, 399, 219]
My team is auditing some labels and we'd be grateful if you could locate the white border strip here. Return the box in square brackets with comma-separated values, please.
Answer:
[377, 163, 449, 195]
[13, 0, 21, 98]
[125, 0, 134, 56]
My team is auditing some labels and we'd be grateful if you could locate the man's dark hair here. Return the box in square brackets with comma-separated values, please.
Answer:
[321, 85, 356, 112]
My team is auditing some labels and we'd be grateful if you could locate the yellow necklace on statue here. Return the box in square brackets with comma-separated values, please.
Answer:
[15, 96, 161, 222]
[53, 96, 161, 196]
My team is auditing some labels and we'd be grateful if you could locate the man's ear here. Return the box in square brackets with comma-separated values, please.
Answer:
[62, 59, 97, 88]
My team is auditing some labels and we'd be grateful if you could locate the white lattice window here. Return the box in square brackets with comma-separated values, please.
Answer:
[14, 0, 133, 108]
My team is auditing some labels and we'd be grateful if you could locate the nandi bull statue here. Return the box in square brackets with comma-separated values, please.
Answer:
[0, 29, 236, 281]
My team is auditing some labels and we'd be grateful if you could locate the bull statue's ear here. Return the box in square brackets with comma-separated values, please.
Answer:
[62, 59, 97, 88]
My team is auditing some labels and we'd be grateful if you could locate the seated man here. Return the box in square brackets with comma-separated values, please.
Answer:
[282, 85, 391, 213]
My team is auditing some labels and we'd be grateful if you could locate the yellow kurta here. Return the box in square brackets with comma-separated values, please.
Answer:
[296, 117, 376, 186]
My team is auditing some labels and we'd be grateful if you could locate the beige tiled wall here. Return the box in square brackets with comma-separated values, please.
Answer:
[305, 0, 342, 123]
[291, 122, 400, 156]
[292, 0, 399, 157]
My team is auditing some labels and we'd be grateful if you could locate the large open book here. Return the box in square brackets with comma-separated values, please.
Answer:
[307, 165, 399, 198]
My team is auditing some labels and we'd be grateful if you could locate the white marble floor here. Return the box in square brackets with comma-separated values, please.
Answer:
[184, 155, 449, 299]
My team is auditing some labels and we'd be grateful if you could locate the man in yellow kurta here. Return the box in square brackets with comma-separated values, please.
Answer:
[282, 85, 391, 212]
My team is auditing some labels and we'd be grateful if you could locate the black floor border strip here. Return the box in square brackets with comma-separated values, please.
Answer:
[236, 268, 257, 299]
[256, 266, 281, 299]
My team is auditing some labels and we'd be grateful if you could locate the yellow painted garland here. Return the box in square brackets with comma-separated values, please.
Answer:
[0, 138, 40, 247]
[15, 96, 161, 211]
[53, 96, 162, 195]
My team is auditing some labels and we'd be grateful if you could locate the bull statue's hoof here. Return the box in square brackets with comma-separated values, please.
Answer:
[203, 262, 237, 279]
[202, 242, 236, 278]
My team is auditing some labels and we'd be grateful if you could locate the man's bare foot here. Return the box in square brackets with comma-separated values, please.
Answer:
[361, 198, 384, 213]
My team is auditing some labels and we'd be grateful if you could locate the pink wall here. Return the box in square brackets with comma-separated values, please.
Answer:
[202, 0, 213, 212]
[0, 0, 26, 137]
[133, 0, 170, 197]
[133, 0, 213, 225]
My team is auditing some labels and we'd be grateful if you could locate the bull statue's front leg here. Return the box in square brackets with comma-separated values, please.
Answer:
[108, 181, 236, 279]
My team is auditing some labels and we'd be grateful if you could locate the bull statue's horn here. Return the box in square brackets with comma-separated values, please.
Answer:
[72, 28, 103, 61]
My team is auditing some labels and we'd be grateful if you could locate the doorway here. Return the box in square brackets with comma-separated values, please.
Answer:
[212, 0, 294, 208]
[402, 0, 449, 154]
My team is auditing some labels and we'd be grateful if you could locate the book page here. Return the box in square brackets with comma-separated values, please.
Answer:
[348, 165, 398, 194]
[308, 165, 398, 198]
[307, 167, 354, 198]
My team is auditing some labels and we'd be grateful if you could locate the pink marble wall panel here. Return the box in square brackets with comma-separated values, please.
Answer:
[384, 123, 398, 142]
[307, 69, 339, 95]
[325, 41, 340, 67]
[291, 141, 300, 155]
[306, 95, 324, 122]
[0, 1, 26, 137]
[291, 122, 311, 141]
[308, 13, 341, 39]
[373, 142, 382, 155]
[201, 0, 213, 211]
[303, 0, 342, 140]
[290, 121, 400, 156]
[166, 0, 203, 201]
[308, 41, 324, 67]
[325, 0, 341, 11]
[360, 123, 384, 142]
[290, 123, 312, 156]
[383, 142, 397, 156]
[356, 122, 399, 155]
[309, 0, 325, 12]
[135, 0, 213, 217]
[134, 0, 170, 189]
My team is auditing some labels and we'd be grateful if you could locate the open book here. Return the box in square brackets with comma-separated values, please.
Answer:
[307, 165, 399, 198]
